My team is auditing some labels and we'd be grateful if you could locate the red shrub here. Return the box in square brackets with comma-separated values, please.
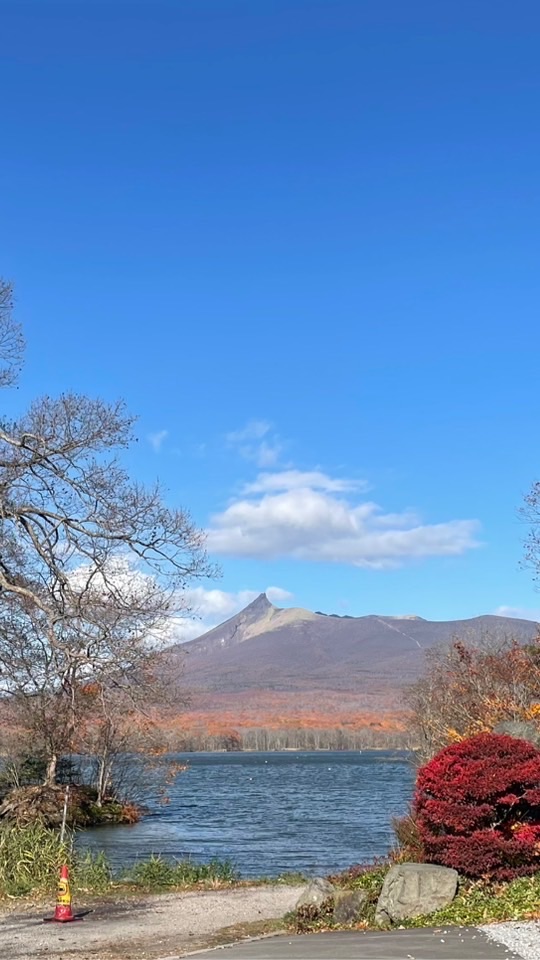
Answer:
[414, 733, 540, 880]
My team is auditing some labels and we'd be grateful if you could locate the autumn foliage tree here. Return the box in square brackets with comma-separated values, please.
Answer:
[405, 635, 540, 763]
[415, 733, 540, 880]
[0, 279, 214, 787]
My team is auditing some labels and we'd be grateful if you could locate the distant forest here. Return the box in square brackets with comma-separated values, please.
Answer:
[161, 726, 412, 753]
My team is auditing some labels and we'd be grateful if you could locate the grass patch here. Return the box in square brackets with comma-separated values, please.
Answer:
[328, 860, 389, 894]
[124, 854, 238, 889]
[0, 822, 239, 899]
[274, 871, 308, 884]
[400, 873, 540, 927]
[256, 871, 308, 886]
[74, 850, 113, 894]
[0, 820, 70, 897]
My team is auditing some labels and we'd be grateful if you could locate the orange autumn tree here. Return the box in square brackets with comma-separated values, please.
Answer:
[405, 635, 540, 763]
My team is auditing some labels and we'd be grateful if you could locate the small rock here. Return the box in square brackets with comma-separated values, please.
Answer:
[296, 877, 335, 908]
[333, 889, 369, 924]
[375, 863, 458, 926]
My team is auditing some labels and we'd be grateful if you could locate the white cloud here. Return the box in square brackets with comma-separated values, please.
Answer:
[254, 439, 283, 467]
[66, 559, 289, 646]
[226, 420, 283, 468]
[148, 429, 168, 452]
[207, 470, 480, 568]
[266, 586, 294, 603]
[494, 606, 540, 622]
[173, 584, 293, 641]
[243, 470, 364, 495]
[227, 420, 272, 444]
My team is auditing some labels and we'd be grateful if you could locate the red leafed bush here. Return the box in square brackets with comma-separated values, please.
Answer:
[414, 733, 540, 880]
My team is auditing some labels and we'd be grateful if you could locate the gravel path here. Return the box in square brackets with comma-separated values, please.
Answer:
[481, 920, 540, 959]
[0, 885, 304, 960]
[3, 887, 539, 960]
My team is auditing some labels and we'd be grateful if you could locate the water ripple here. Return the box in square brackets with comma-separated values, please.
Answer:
[80, 750, 415, 877]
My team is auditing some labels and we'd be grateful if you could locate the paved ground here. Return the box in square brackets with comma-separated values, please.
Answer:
[0, 890, 523, 960]
[0, 885, 304, 960]
[188, 929, 520, 960]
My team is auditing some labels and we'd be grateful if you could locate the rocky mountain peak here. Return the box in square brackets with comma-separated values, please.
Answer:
[245, 592, 274, 614]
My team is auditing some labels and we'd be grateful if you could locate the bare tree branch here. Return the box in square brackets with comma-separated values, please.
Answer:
[0, 280, 24, 387]
[0, 282, 217, 785]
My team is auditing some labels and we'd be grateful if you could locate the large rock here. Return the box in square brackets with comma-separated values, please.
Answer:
[493, 721, 540, 746]
[375, 863, 458, 926]
[296, 877, 335, 908]
[333, 888, 369, 924]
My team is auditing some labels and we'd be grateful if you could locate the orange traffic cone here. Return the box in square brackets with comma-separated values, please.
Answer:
[44, 864, 81, 923]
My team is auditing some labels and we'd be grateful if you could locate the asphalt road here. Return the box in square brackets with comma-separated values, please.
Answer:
[188, 928, 520, 960]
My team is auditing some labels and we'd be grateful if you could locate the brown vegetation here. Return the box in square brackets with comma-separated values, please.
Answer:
[0, 783, 140, 827]
[405, 634, 540, 763]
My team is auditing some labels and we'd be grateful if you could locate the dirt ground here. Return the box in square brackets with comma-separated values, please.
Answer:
[0, 885, 304, 960]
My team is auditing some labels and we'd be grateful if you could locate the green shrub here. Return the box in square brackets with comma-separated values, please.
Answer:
[0, 821, 70, 897]
[125, 854, 238, 888]
[73, 850, 112, 893]
[0, 822, 238, 898]
[327, 859, 388, 895]
[0, 754, 47, 794]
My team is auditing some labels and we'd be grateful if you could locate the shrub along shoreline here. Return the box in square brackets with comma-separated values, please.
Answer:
[0, 821, 240, 899]
[3, 820, 540, 931]
[0, 783, 142, 829]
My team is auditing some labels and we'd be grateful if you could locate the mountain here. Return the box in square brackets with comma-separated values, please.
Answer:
[166, 595, 539, 735]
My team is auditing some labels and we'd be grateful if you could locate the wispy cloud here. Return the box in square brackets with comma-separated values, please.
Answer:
[148, 429, 168, 453]
[207, 467, 480, 569]
[494, 605, 540, 622]
[226, 420, 284, 468]
[243, 470, 365, 495]
[227, 420, 272, 444]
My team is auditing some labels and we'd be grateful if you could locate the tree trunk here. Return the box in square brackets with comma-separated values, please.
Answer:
[44, 753, 57, 787]
[96, 753, 111, 806]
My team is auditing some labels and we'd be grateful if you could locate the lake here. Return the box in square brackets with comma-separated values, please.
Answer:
[80, 750, 415, 878]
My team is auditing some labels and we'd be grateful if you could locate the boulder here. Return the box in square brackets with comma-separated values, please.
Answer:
[296, 877, 335, 908]
[375, 863, 458, 926]
[333, 888, 369, 924]
[493, 721, 540, 746]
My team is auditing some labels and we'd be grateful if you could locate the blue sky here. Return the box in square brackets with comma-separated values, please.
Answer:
[2, 0, 540, 634]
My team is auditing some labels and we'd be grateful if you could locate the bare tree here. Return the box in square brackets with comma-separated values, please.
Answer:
[0, 281, 24, 387]
[0, 280, 215, 784]
[405, 635, 540, 763]
[522, 481, 540, 586]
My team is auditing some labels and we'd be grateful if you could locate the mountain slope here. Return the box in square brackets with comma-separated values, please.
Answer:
[166, 595, 539, 722]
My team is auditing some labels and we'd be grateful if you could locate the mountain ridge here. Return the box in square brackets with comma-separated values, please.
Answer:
[159, 596, 539, 746]
[169, 594, 538, 704]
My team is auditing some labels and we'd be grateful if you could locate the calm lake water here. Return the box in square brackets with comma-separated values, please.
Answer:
[80, 751, 414, 878]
